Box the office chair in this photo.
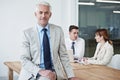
[107,54,120,70]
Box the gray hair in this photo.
[35,1,51,12]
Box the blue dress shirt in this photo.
[36,24,51,69]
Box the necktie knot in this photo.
[71,42,75,48]
[43,28,47,32]
[72,42,75,45]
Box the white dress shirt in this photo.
[65,37,85,59]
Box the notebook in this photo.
[67,50,74,62]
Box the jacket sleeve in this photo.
[58,27,75,78]
[88,45,114,65]
[20,30,41,77]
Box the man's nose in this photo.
[75,34,78,36]
[42,13,45,17]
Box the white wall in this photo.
[0,0,77,77]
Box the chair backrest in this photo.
[107,54,120,70]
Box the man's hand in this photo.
[39,70,56,80]
[47,71,56,80]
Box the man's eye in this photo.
[39,11,43,14]
[45,12,49,14]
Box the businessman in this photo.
[18,1,80,80]
[65,25,85,59]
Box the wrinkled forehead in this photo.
[70,29,79,34]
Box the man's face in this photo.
[35,4,51,27]
[69,29,79,41]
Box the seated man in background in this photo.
[65,25,85,60]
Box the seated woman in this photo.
[82,29,114,65]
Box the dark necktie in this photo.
[71,42,75,55]
[43,28,52,70]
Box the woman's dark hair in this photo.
[95,29,112,45]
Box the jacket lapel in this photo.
[33,27,41,63]
[49,24,55,58]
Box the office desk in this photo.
[4,61,120,80]
[4,61,21,80]
[71,62,120,80]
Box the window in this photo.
[78,0,120,57]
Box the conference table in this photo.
[4,61,120,80]
[71,62,120,80]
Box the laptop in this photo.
[67,50,74,62]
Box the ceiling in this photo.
[79,0,120,2]
[79,0,120,10]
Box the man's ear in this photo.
[50,12,52,18]
[34,12,37,17]
[69,32,71,35]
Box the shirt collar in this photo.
[69,38,77,43]
[37,24,49,32]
